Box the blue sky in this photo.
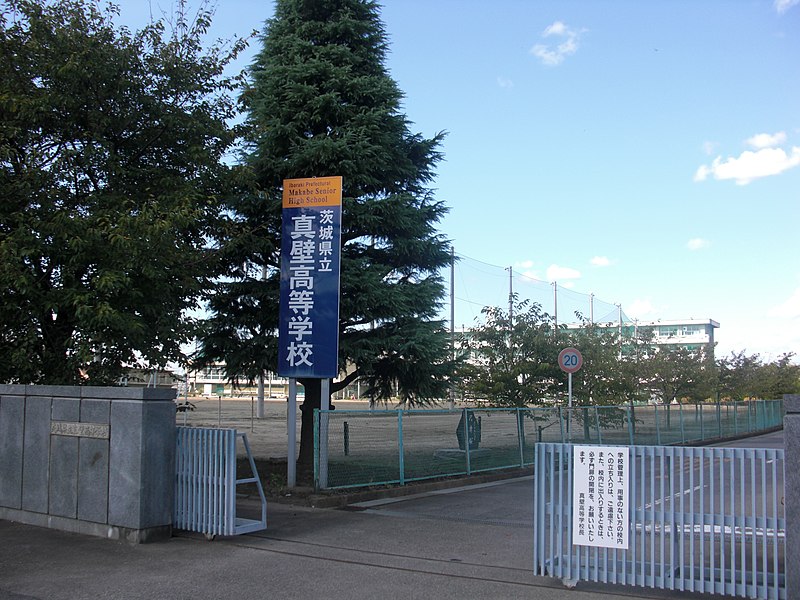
[117,1,799,361]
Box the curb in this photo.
[242,466,533,509]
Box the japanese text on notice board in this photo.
[572,445,629,549]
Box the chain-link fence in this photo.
[314,399,784,490]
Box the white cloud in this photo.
[694,146,800,185]
[746,131,787,149]
[496,76,514,89]
[626,299,659,320]
[693,165,711,182]
[768,288,800,319]
[590,256,611,267]
[775,0,800,14]
[717,315,800,361]
[543,21,568,37]
[530,21,585,66]
[546,264,581,282]
[687,238,711,251]
[702,141,718,156]
[514,260,542,281]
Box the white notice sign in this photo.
[572,445,630,549]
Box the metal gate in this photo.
[174,427,267,537]
[533,444,785,599]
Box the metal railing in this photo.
[174,427,267,537]
[533,443,785,599]
[314,399,783,490]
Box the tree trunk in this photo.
[583,407,591,441]
[293,372,359,475]
[297,378,335,469]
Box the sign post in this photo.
[558,347,583,440]
[278,176,342,487]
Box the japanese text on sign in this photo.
[278,177,342,378]
[572,445,629,549]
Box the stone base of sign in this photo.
[0,385,176,543]
[784,394,799,600]
[433,448,491,461]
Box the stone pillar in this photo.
[785,394,800,600]
[0,385,176,542]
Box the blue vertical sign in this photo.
[278,176,342,378]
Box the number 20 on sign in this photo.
[559,347,583,414]
[558,347,583,374]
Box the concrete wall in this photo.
[785,394,799,600]
[0,385,176,542]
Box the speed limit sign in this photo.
[558,347,583,373]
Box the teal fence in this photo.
[313,399,784,490]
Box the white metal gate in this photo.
[174,427,267,537]
[533,444,785,599]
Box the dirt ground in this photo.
[177,395,373,461]
[175,396,775,492]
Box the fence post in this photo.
[627,406,634,445]
[517,408,525,467]
[594,406,602,444]
[679,401,685,442]
[783,394,800,600]
[463,407,471,475]
[654,404,661,445]
[398,410,405,485]
[700,402,705,441]
[313,408,319,490]
[734,399,738,434]
[716,397,721,438]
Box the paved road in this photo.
[0,431,783,600]
[1,486,699,600]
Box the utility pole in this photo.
[553,281,558,334]
[589,293,594,325]
[506,266,513,326]
[450,246,455,410]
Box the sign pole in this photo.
[287,378,297,488]
[558,347,583,442]
[568,371,573,439]
[319,378,330,489]
[568,371,573,409]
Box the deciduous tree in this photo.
[459,298,560,407]
[0,0,247,384]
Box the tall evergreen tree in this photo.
[200,0,453,464]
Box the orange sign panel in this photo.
[282,176,342,208]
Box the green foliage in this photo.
[458,298,561,407]
[716,351,799,400]
[563,318,633,405]
[0,0,248,384]
[200,0,454,404]
[642,345,714,403]
[461,307,728,409]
